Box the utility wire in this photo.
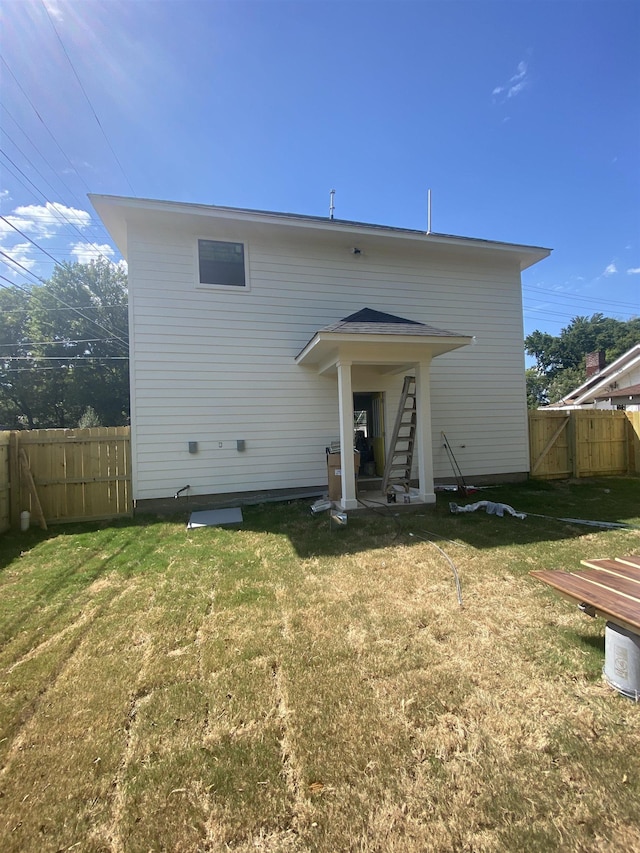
[1,213,74,267]
[523,284,639,312]
[0,218,128,340]
[0,252,48,283]
[1,103,111,237]
[523,304,636,324]
[41,1,136,197]
[0,274,33,290]
[0,261,129,346]
[0,338,120,347]
[0,56,93,197]
[0,147,118,267]
[6,355,128,360]
[3,364,126,372]
[0,118,107,231]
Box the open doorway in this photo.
[353,392,385,477]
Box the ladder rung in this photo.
[381,375,418,494]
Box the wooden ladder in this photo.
[381,375,416,495]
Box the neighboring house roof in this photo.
[546,343,640,408]
[594,383,640,403]
[88,194,551,271]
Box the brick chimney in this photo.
[585,351,606,378]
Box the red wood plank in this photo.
[613,556,640,570]
[579,563,640,586]
[570,570,640,603]
[531,570,640,632]
[581,557,640,577]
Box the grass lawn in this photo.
[1,477,639,852]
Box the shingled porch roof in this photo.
[295,308,473,373]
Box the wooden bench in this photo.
[531,556,640,634]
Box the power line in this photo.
[0,56,94,197]
[523,304,637,325]
[0,103,112,238]
[0,262,129,346]
[523,284,638,312]
[0,252,46,283]
[5,356,128,361]
[0,338,121,347]
[41,1,136,197]
[1,213,69,266]
[0,149,119,268]
[523,303,636,321]
[0,274,33,290]
[3,366,74,372]
[1,305,127,314]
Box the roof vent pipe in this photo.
[329,189,335,220]
[427,188,432,234]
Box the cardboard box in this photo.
[327,451,360,501]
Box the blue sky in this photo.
[1,0,638,343]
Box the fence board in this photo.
[0,432,9,533]
[628,412,640,474]
[9,427,131,526]
[528,411,572,479]
[529,409,639,479]
[574,410,628,476]
[2,415,636,531]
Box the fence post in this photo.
[8,431,21,529]
[567,412,579,478]
[628,412,640,474]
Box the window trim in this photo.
[195,237,251,291]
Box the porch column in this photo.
[336,359,358,510]
[414,359,436,504]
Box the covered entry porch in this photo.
[295,309,473,510]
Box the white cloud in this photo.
[493,60,529,101]
[0,242,38,273]
[42,0,64,22]
[507,81,526,99]
[627,267,640,275]
[8,202,92,239]
[603,262,617,276]
[70,242,115,264]
[512,61,527,82]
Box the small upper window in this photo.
[198,239,245,287]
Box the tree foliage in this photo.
[0,261,129,428]
[525,314,640,408]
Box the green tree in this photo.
[0,285,40,428]
[525,367,548,409]
[78,406,102,428]
[0,260,129,428]
[525,314,640,405]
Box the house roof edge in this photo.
[88,193,552,268]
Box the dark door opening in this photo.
[353,392,385,476]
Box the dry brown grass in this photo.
[1,478,639,851]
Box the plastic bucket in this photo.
[603,621,640,700]
[20,511,30,532]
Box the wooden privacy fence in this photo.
[529,410,640,480]
[0,427,131,530]
[1,416,637,531]
[0,433,9,534]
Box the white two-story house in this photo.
[90,195,550,510]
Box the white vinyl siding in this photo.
[126,222,529,500]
